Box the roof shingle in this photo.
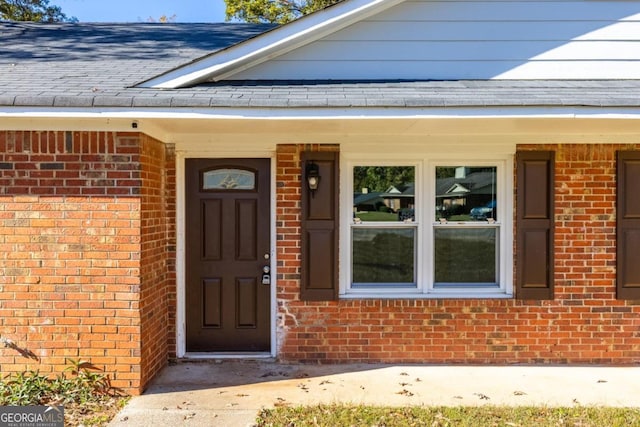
[2,22,640,110]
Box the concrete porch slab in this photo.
[108,361,640,427]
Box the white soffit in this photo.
[138,0,405,89]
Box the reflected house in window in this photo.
[353,189,386,213]
[353,184,415,221]
[383,184,415,212]
[436,167,497,221]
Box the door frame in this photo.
[175,150,277,358]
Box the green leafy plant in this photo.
[60,359,112,404]
[0,359,127,426]
[0,370,49,405]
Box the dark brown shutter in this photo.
[300,151,339,301]
[516,151,555,299]
[617,151,640,299]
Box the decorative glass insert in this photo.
[353,166,415,222]
[202,168,255,190]
[435,166,497,222]
[434,227,498,285]
[352,227,416,286]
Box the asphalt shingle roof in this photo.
[2,22,640,110]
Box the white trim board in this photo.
[175,150,277,359]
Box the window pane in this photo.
[352,228,416,285]
[434,227,497,285]
[202,168,255,190]
[353,166,415,222]
[435,166,497,221]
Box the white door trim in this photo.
[175,150,277,358]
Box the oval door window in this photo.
[202,168,256,191]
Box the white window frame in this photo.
[340,153,513,299]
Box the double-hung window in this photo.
[342,156,512,298]
[351,165,418,289]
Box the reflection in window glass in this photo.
[435,166,497,222]
[202,168,255,190]
[434,228,497,285]
[352,228,415,286]
[353,166,415,222]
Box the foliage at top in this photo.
[354,166,415,193]
[0,0,75,22]
[147,14,177,23]
[225,0,342,24]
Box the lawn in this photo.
[355,211,399,221]
[256,404,640,426]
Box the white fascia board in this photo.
[2,106,640,120]
[139,0,405,89]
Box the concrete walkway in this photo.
[108,361,640,427]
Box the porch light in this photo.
[306,161,320,197]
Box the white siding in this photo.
[230,0,640,80]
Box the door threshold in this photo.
[183,352,273,360]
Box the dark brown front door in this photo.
[186,158,271,352]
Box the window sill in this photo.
[339,291,513,300]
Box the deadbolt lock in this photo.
[262,265,271,285]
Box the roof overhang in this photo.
[2,106,640,146]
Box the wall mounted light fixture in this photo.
[306,161,320,197]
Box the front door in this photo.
[185,158,271,352]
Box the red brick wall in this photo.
[138,135,175,390]
[0,131,175,394]
[276,143,640,364]
[2,135,638,393]
[275,145,303,308]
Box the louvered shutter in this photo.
[300,151,339,301]
[516,151,555,299]
[617,151,640,299]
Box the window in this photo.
[433,166,499,288]
[352,166,416,288]
[342,158,512,298]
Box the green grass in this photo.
[355,212,399,221]
[256,404,640,427]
